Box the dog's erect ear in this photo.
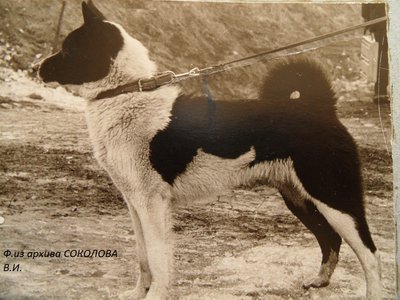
[82,0,106,24]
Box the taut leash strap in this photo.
[94,16,387,100]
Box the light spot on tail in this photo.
[290,90,301,100]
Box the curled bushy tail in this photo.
[260,59,337,113]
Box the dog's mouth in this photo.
[38,71,81,96]
[44,81,81,96]
[43,82,61,89]
[35,59,80,96]
[63,84,81,96]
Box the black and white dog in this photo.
[39,1,381,299]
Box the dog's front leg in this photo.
[124,202,152,299]
[117,193,152,300]
[119,192,173,300]
[134,193,173,300]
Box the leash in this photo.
[95,16,387,100]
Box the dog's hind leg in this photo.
[280,189,341,289]
[311,199,382,300]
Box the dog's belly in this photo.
[170,148,306,205]
[171,148,256,202]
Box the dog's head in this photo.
[39,0,157,98]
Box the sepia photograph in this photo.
[0,1,396,299]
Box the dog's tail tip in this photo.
[261,59,337,109]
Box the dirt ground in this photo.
[0,67,394,299]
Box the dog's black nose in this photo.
[37,60,55,83]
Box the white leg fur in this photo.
[126,202,152,299]
[135,193,173,300]
[312,200,382,300]
[114,186,172,300]
[109,186,151,300]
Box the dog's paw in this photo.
[302,275,330,289]
[144,284,168,300]
[118,286,149,300]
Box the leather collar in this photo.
[94,72,175,100]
